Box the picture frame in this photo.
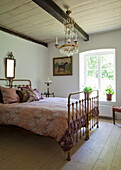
[53,56,72,76]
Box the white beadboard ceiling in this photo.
[0,0,121,44]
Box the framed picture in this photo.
[53,56,72,76]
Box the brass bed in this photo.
[0,78,99,161]
[67,90,99,160]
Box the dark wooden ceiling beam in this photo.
[0,26,48,47]
[32,0,89,41]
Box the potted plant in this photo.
[104,85,114,101]
[83,86,93,99]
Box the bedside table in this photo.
[41,92,55,97]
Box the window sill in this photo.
[99,98,116,103]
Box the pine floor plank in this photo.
[61,122,114,170]
[0,120,121,170]
[110,132,121,170]
[93,125,121,170]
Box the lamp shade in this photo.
[45,77,52,84]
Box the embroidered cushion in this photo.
[0,87,3,103]
[1,87,20,104]
[21,85,30,89]
[16,88,39,102]
[34,88,43,100]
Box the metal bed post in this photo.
[67,94,71,161]
[97,90,99,128]
[85,92,89,140]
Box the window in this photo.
[79,49,116,101]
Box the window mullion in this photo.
[113,54,116,100]
[84,55,87,86]
[98,54,101,91]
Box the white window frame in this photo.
[79,49,116,102]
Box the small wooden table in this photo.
[112,107,121,124]
[41,92,55,98]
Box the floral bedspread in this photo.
[0,97,74,152]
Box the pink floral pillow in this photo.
[1,87,20,104]
[0,87,3,103]
[21,85,30,89]
[16,88,39,103]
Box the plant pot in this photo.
[106,94,112,101]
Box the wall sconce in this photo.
[5,52,16,87]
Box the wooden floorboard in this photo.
[93,125,121,170]
[110,132,121,170]
[0,120,121,170]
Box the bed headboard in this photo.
[0,78,32,88]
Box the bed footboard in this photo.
[67,90,99,161]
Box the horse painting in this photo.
[58,62,68,72]
[53,56,72,76]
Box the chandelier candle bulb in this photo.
[75,32,77,41]
[56,36,58,45]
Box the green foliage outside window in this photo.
[87,56,114,80]
[87,56,98,69]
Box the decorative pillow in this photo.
[0,87,3,103]
[21,85,30,89]
[1,87,20,104]
[16,88,39,103]
[34,88,43,100]
[16,89,29,102]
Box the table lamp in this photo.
[44,78,52,96]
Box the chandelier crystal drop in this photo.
[55,9,78,57]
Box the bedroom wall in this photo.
[0,31,49,92]
[48,29,121,117]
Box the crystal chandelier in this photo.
[55,9,78,57]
